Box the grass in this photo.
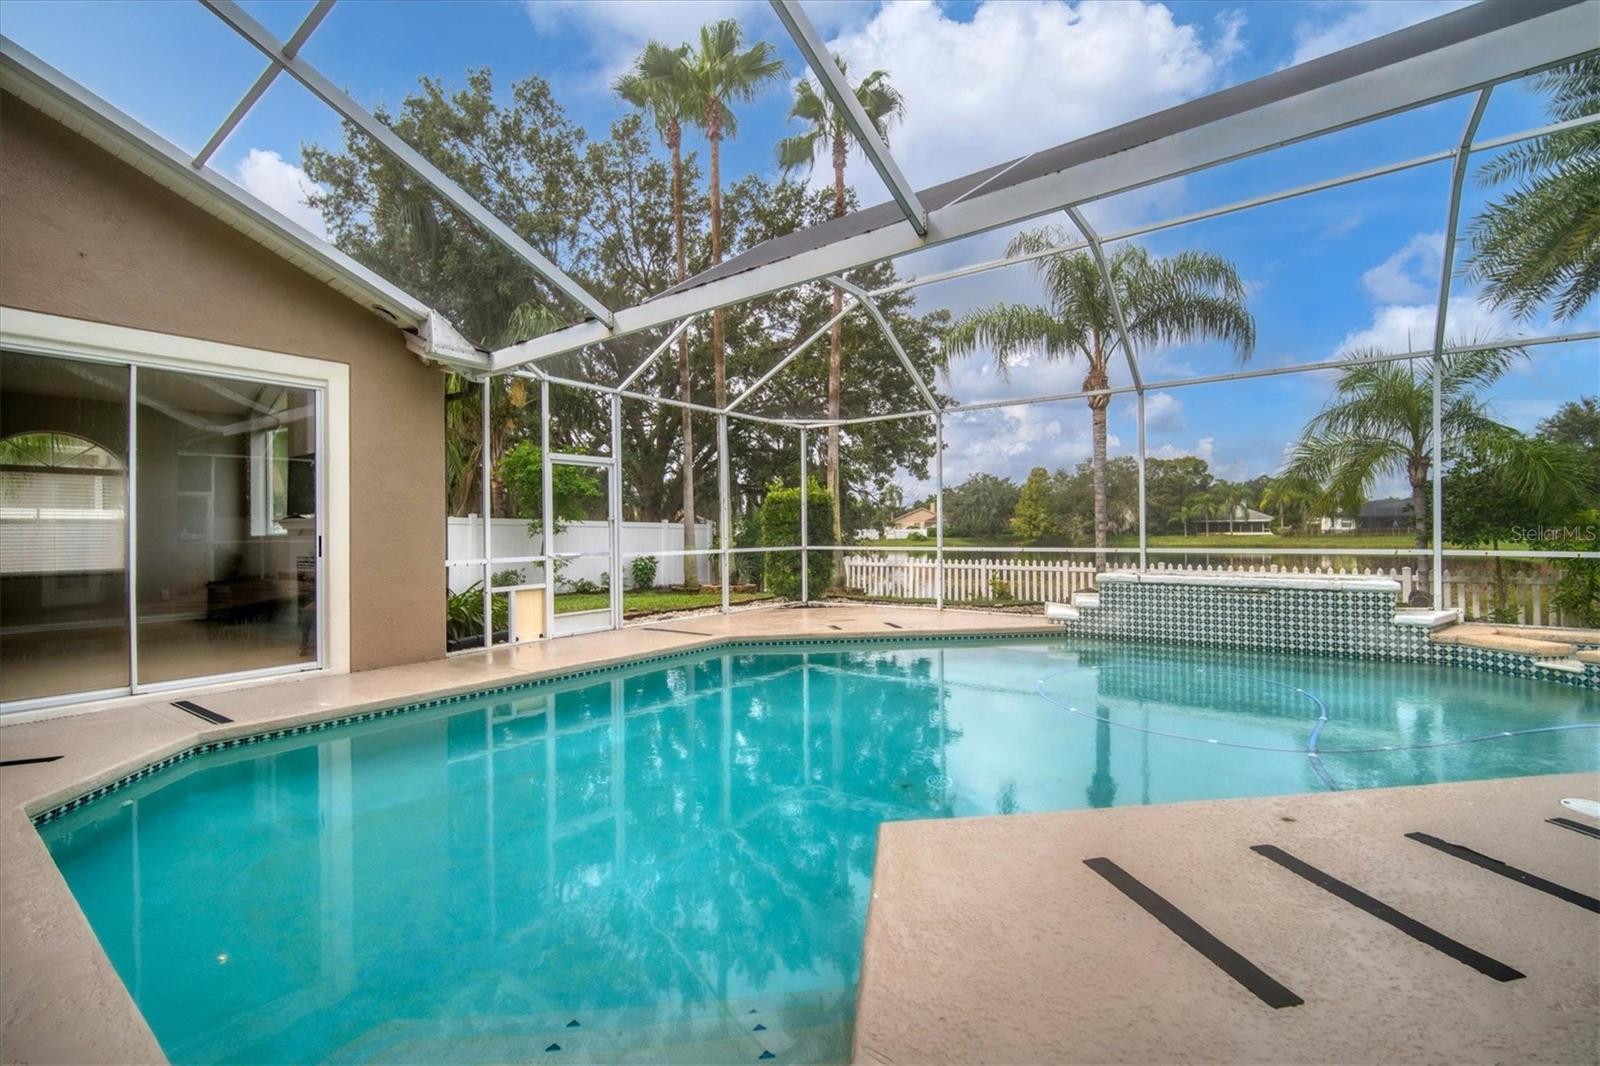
[555,588,776,616]
[855,532,1424,550]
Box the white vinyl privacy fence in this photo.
[842,555,1578,627]
[447,517,714,593]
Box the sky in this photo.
[3,0,1594,500]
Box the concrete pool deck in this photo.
[855,771,1600,1065]
[0,604,1054,1064]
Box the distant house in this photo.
[1358,497,1415,532]
[1198,505,1273,535]
[867,505,937,541]
[1315,499,1415,533]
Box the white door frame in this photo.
[0,307,351,716]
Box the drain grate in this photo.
[172,700,232,724]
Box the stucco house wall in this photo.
[0,91,444,672]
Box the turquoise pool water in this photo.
[40,639,1599,1063]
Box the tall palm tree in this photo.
[1466,58,1600,322]
[945,230,1255,566]
[777,58,906,559]
[1283,347,1520,577]
[682,20,784,409]
[617,42,702,586]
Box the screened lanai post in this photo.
[540,377,555,641]
[198,0,616,330]
[1136,392,1147,571]
[800,427,810,604]
[480,377,492,649]
[610,393,624,629]
[768,0,928,236]
[192,0,334,169]
[718,415,731,614]
[935,412,945,609]
[1430,87,1492,607]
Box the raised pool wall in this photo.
[1056,573,1600,690]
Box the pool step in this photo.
[1429,625,1576,659]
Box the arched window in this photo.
[0,432,127,575]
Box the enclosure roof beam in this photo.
[1431,88,1493,359]
[616,316,698,393]
[489,0,1596,371]
[872,107,1600,298]
[827,277,941,413]
[939,329,1597,415]
[769,0,927,236]
[1064,205,1143,392]
[193,0,334,168]
[199,0,617,330]
[725,297,858,412]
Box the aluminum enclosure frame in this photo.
[20,0,1589,641]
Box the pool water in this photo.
[40,639,1600,1063]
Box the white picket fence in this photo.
[841,556,1575,627]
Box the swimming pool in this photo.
[39,638,1600,1063]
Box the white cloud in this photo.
[1360,231,1442,305]
[235,149,327,240]
[1289,1,1467,66]
[524,0,875,90]
[822,0,1242,199]
[1144,392,1185,432]
[1338,296,1519,356]
[1150,435,1213,462]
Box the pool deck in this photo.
[855,771,1600,1065]
[0,604,1053,1064]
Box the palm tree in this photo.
[617,43,702,586]
[945,231,1255,566]
[682,20,785,409]
[1283,348,1523,603]
[777,58,906,560]
[1466,58,1600,322]
[1259,475,1320,534]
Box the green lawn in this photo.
[555,588,776,616]
[855,532,1421,550]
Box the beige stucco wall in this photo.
[0,91,444,673]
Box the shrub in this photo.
[759,478,836,598]
[734,511,764,587]
[629,555,658,589]
[446,580,506,645]
[989,576,1013,602]
[499,441,603,536]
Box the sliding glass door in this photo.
[1,351,322,709]
[0,351,130,703]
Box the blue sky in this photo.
[3,0,1595,497]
